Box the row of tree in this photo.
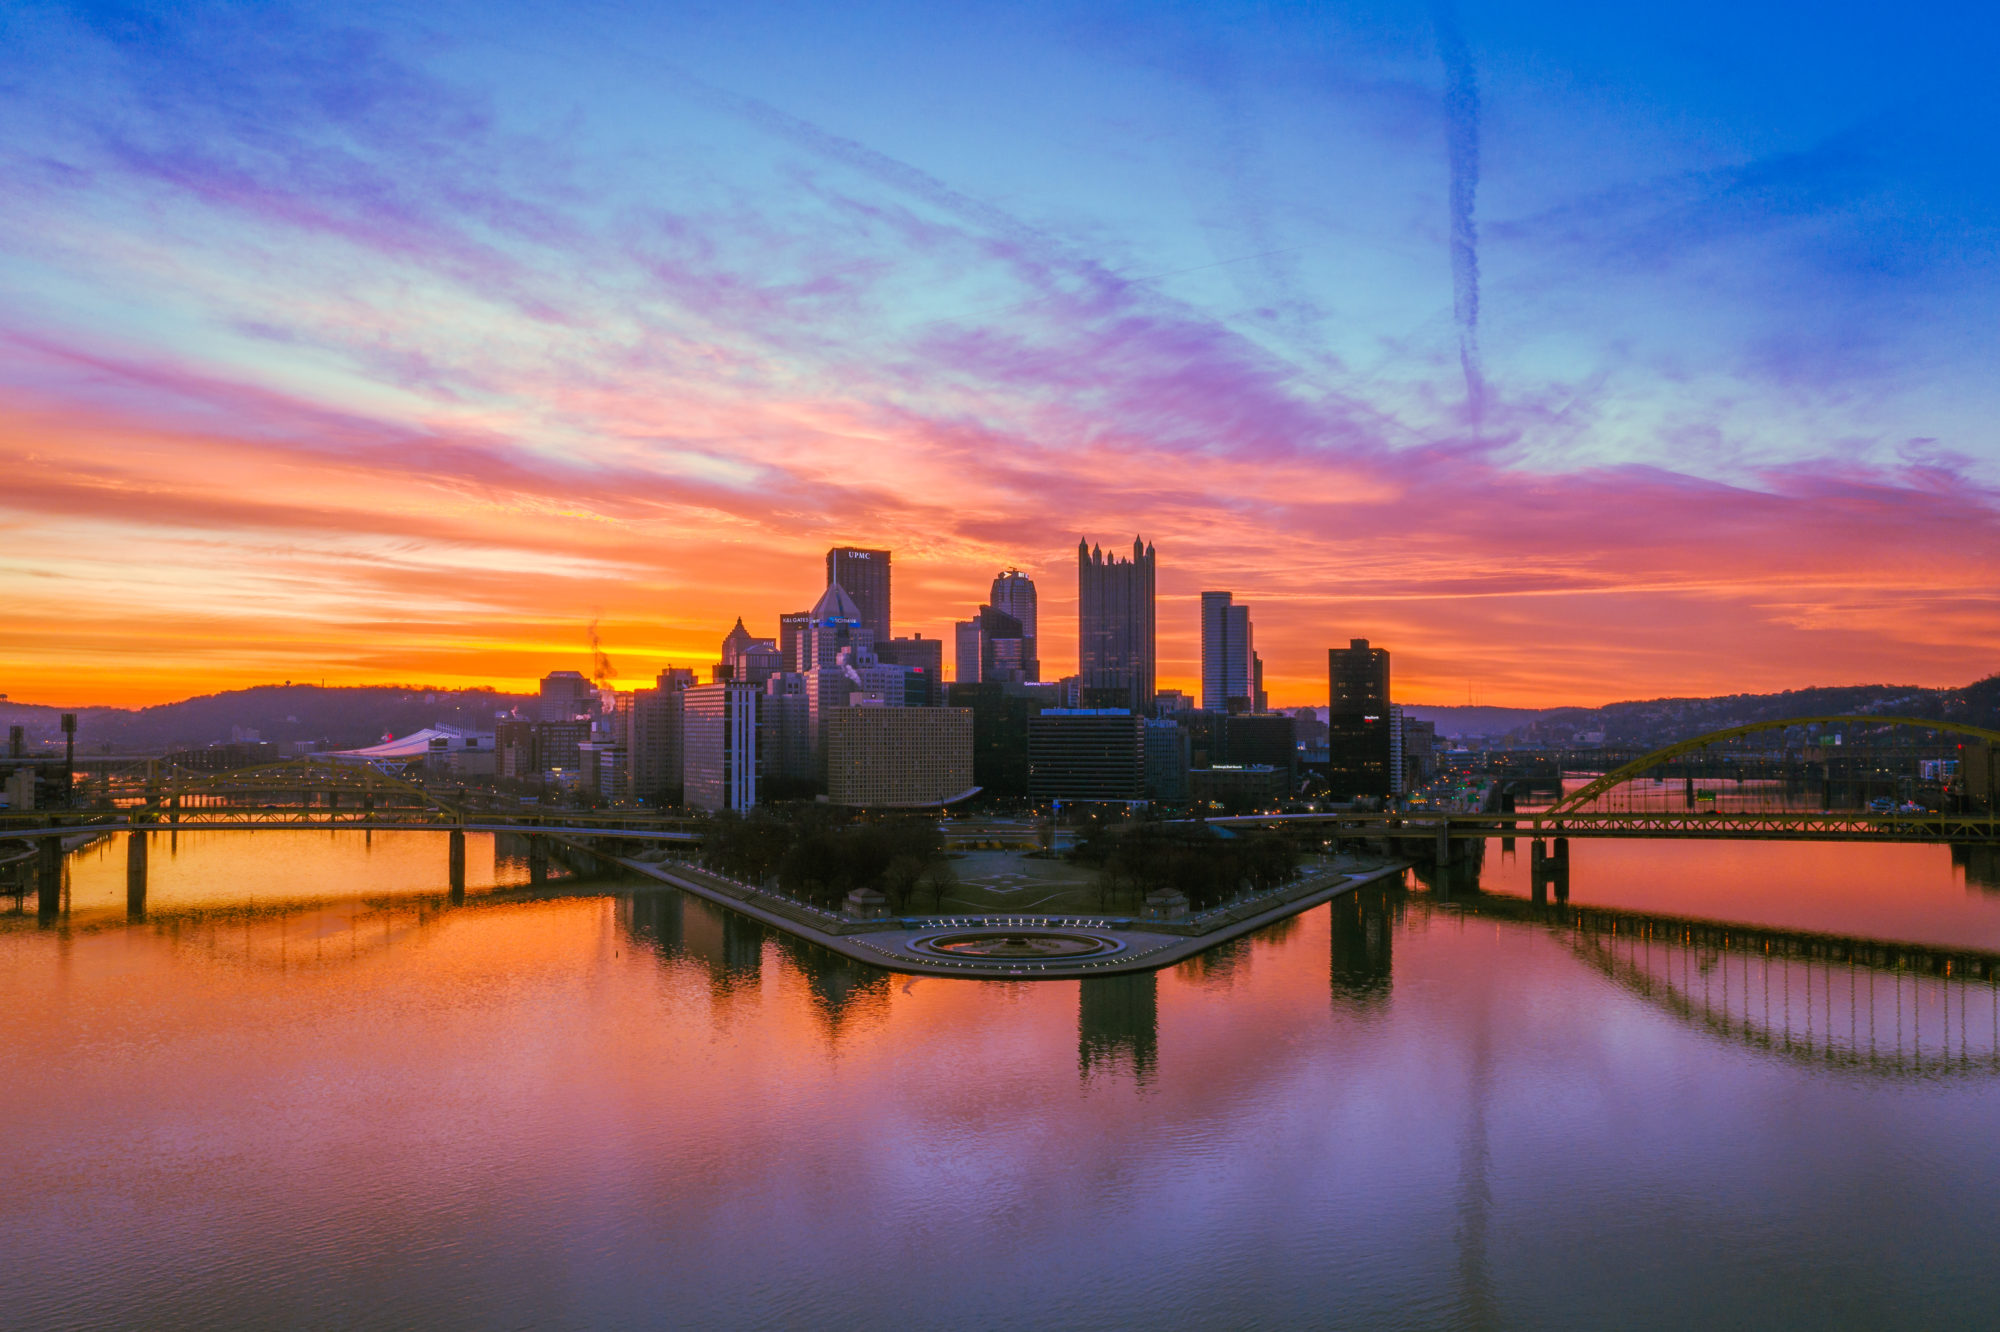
[1084,822,1301,912]
[702,807,957,913]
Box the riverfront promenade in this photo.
[606,850,1407,980]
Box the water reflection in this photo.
[1330,885,1396,1007]
[774,936,893,1039]
[1956,843,2000,893]
[1561,913,2000,1079]
[1078,973,1157,1081]
[622,892,765,1001]
[14,832,2000,1327]
[1433,861,2000,1081]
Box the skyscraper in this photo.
[826,547,891,643]
[1199,591,1255,713]
[955,604,1030,686]
[779,611,812,673]
[804,582,871,670]
[1326,638,1393,800]
[1077,536,1155,713]
[538,670,595,722]
[629,667,696,803]
[873,633,945,704]
[989,569,1039,681]
[682,680,759,812]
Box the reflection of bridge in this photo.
[1333,883,2000,1079]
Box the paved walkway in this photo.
[605,852,1408,980]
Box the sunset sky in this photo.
[3,0,1997,709]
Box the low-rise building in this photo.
[1188,763,1287,811]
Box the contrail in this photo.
[1433,1,1485,429]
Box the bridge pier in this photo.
[528,836,548,888]
[1530,839,1547,905]
[126,830,148,920]
[448,829,466,904]
[1434,820,1452,868]
[37,833,62,921]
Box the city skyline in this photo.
[3,3,1998,709]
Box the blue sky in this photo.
[1,0,1995,704]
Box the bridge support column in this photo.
[126,830,148,920]
[1435,820,1452,868]
[37,833,62,920]
[1530,839,1547,905]
[528,836,548,888]
[448,829,466,904]
[1552,836,1570,904]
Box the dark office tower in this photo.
[779,611,812,674]
[990,569,1039,681]
[1200,591,1255,713]
[826,547,891,643]
[1326,638,1393,800]
[1077,536,1155,713]
[874,633,945,705]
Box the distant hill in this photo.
[4,672,1994,756]
[1396,705,1546,738]
[0,685,536,754]
[1494,677,2000,750]
[1361,675,2000,746]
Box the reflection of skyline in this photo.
[1954,844,2000,894]
[773,936,892,1041]
[1079,973,1157,1082]
[1330,887,1396,1007]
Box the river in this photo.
[5,830,2000,1328]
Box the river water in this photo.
[7,831,2000,1329]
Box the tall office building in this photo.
[954,618,982,684]
[989,569,1039,681]
[757,675,813,789]
[629,667,696,803]
[1077,536,1155,713]
[779,611,813,673]
[955,604,1030,686]
[826,547,891,643]
[804,582,872,669]
[873,634,945,704]
[538,670,595,722]
[1326,638,1393,800]
[683,680,759,812]
[1199,591,1256,713]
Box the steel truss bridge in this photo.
[1220,716,2000,845]
[0,758,702,841]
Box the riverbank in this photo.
[598,846,1409,979]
